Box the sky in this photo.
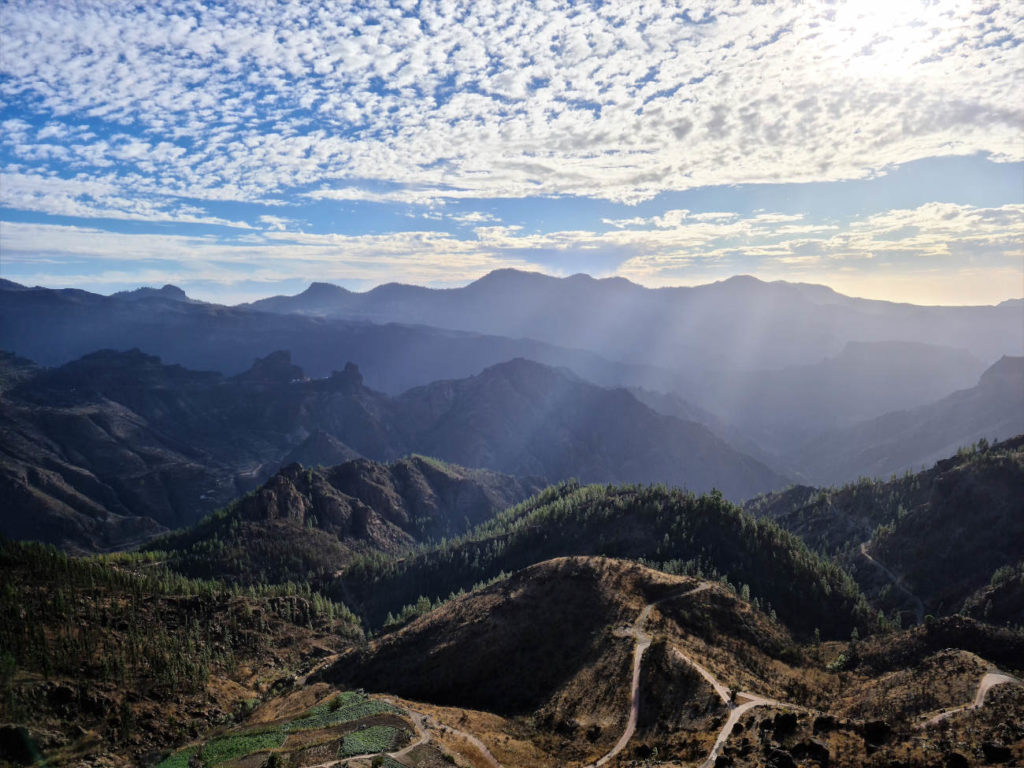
[1,0,1022,305]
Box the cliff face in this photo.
[145,457,543,585]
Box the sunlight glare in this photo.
[822,0,964,78]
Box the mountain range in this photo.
[3,274,1019,489]
[0,348,785,550]
[246,269,1022,371]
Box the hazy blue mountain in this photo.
[245,269,1022,371]
[695,340,987,447]
[111,284,195,303]
[0,279,679,395]
[395,358,788,497]
[791,356,1024,485]
[4,277,1012,490]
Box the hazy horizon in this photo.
[6,267,1023,309]
[2,1,1022,306]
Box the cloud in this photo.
[0,220,549,291]
[0,0,1021,215]
[613,202,1024,286]
[0,170,253,228]
[258,215,297,231]
[450,211,500,224]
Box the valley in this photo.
[5,0,1024,764]
[1,273,1022,767]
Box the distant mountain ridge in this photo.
[244,269,1023,371]
[3,275,1019,493]
[0,278,682,395]
[4,278,1015,437]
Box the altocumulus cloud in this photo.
[2,0,1022,206]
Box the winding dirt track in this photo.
[860,541,925,625]
[583,580,819,768]
[309,695,502,768]
[918,671,1020,727]
[316,578,1017,768]
[698,694,798,768]
[389,708,430,758]
[377,697,503,768]
[671,646,730,704]
[582,584,710,768]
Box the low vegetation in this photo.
[0,538,362,763]
[339,482,878,639]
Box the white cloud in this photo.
[0,170,253,227]
[0,220,548,289]
[450,211,501,224]
[0,0,1020,212]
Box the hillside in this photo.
[324,558,732,765]
[870,437,1024,615]
[0,350,785,550]
[790,356,1024,484]
[335,483,874,640]
[322,556,1024,768]
[0,350,385,549]
[3,546,1023,766]
[396,358,788,498]
[747,435,1024,622]
[963,561,1024,626]
[0,538,363,765]
[146,456,543,584]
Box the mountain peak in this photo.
[719,274,765,285]
[467,268,552,288]
[301,281,348,298]
[235,350,305,384]
[326,361,364,390]
[979,355,1024,386]
[114,284,191,302]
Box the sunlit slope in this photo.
[336,482,874,639]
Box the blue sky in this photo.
[1,0,1022,305]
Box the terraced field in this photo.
[155,691,408,767]
[153,688,487,767]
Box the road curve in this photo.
[438,720,504,768]
[698,694,787,768]
[377,696,503,768]
[390,708,430,758]
[860,541,925,625]
[671,645,731,704]
[582,583,710,768]
[919,671,1020,727]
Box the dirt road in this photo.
[860,541,925,625]
[699,694,789,768]
[919,670,1019,727]
[583,583,710,768]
